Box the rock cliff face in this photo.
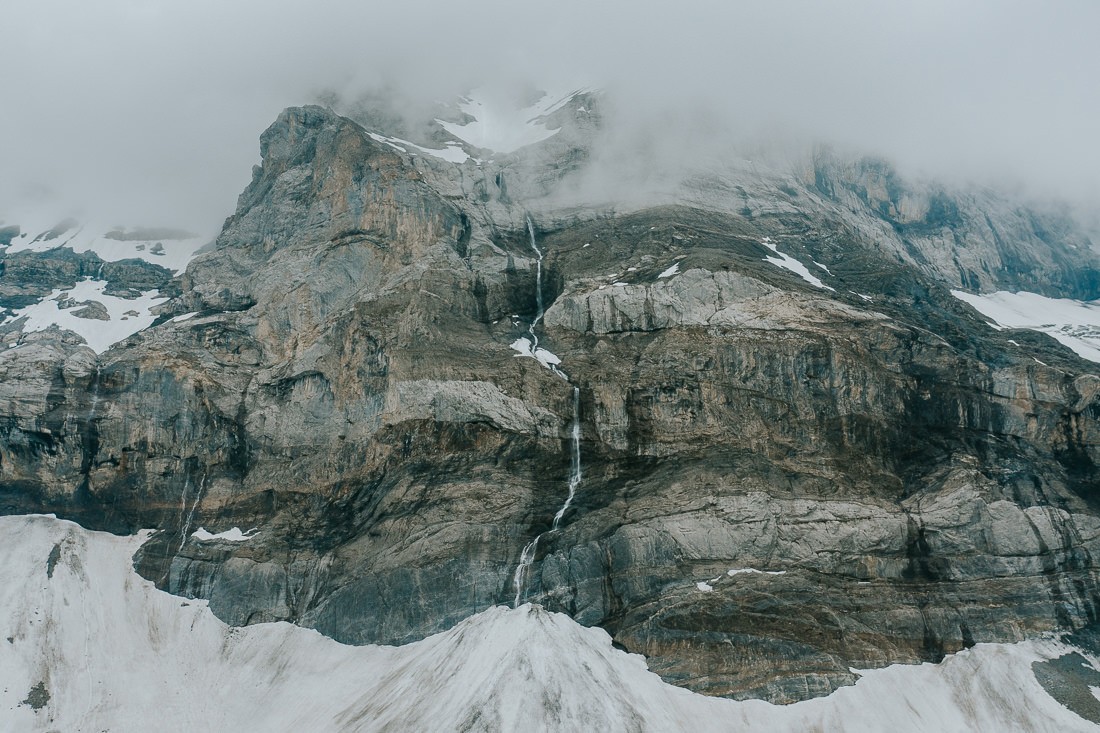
[2,101,1100,703]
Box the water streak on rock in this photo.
[513,218,583,607]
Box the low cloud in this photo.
[3,0,1097,232]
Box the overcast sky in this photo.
[3,0,1098,231]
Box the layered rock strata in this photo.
[1,104,1099,702]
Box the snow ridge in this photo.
[2,515,1097,732]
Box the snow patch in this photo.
[191,527,258,542]
[7,278,168,353]
[657,263,681,279]
[728,568,787,576]
[510,336,563,370]
[695,582,714,592]
[951,290,1100,363]
[761,237,834,291]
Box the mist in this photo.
[3,0,1098,233]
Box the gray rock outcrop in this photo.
[1,102,1099,704]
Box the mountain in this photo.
[2,89,1100,726]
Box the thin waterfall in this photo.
[175,475,192,549]
[512,536,540,607]
[552,387,582,531]
[178,472,207,553]
[88,367,101,419]
[511,388,583,607]
[526,215,545,352]
[512,216,584,607]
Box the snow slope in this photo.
[436,87,582,154]
[952,290,1100,363]
[1,515,1096,732]
[761,237,834,291]
[366,132,470,164]
[3,278,168,354]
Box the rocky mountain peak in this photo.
[2,90,1100,710]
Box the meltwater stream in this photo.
[512,216,584,607]
[553,387,583,532]
[512,386,582,607]
[525,216,545,352]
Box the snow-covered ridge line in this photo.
[2,514,1097,732]
[366,132,469,164]
[951,289,1100,363]
[4,218,209,275]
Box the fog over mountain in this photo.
[3,0,1098,231]
[9,3,1100,729]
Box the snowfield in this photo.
[4,217,209,275]
[951,289,1100,363]
[0,215,211,353]
[436,87,582,153]
[1,515,1097,732]
[3,278,168,354]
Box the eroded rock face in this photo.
[2,104,1099,703]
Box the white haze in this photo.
[2,0,1098,232]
